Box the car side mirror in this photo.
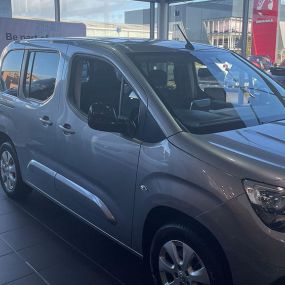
[88,102,136,137]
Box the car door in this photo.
[12,46,66,197]
[55,52,142,245]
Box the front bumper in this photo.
[197,193,285,285]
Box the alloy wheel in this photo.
[159,240,210,285]
[0,150,17,192]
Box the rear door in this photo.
[13,45,66,197]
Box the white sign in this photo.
[0,17,86,52]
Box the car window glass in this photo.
[71,57,140,126]
[0,50,24,96]
[195,62,221,90]
[80,60,90,83]
[144,61,177,90]
[25,51,59,101]
[132,51,285,134]
[134,55,193,109]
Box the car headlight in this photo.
[243,179,285,232]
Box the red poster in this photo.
[251,0,279,62]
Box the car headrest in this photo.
[148,70,167,88]
[198,67,212,79]
[204,87,226,102]
[93,62,118,84]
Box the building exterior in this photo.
[125,0,239,45]
[85,21,151,39]
[203,17,249,52]
[169,0,235,44]
[125,0,285,61]
[125,0,247,52]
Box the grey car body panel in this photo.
[55,173,116,224]
[1,38,285,284]
[132,139,244,253]
[54,43,143,245]
[198,194,285,285]
[0,41,68,197]
[168,123,285,185]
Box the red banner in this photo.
[251,0,279,62]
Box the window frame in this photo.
[22,49,60,104]
[67,53,145,133]
[0,49,25,97]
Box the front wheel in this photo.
[150,224,231,285]
[0,142,31,199]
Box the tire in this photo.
[0,142,31,200]
[150,224,231,285]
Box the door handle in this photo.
[39,116,53,126]
[59,124,75,135]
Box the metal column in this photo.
[241,0,250,57]
[54,0,60,22]
[150,2,155,39]
[158,0,169,40]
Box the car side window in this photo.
[0,50,24,96]
[71,56,140,126]
[24,51,59,101]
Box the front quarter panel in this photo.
[132,138,244,253]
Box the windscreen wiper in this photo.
[242,87,275,96]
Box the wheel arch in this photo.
[0,131,14,146]
[142,205,233,284]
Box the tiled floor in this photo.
[0,188,152,285]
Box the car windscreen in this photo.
[130,50,285,134]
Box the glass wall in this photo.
[168,0,244,53]
[6,0,285,63]
[167,0,285,68]
[11,0,55,20]
[60,0,151,38]
[9,0,151,39]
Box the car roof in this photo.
[16,37,226,54]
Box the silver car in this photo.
[1,38,285,285]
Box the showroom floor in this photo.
[0,188,152,285]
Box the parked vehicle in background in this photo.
[248,55,272,71]
[269,66,285,87]
[279,59,285,68]
[1,38,285,285]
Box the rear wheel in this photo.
[0,142,31,199]
[150,224,231,285]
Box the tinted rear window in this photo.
[24,51,59,101]
[0,50,24,96]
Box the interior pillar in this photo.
[158,0,169,40]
